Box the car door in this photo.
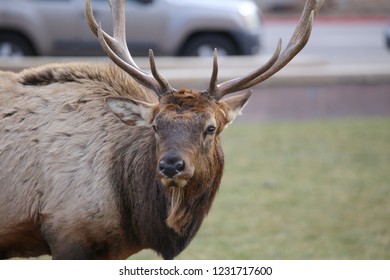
[29,0,82,55]
[123,0,168,56]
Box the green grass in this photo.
[134,117,390,259]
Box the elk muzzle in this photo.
[157,150,194,188]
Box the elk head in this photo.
[86,0,323,232]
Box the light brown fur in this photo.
[0,63,152,259]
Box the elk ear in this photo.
[219,90,252,126]
[105,96,156,126]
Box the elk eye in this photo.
[206,125,216,134]
[152,124,158,132]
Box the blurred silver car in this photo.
[0,0,262,57]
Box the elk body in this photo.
[0,0,323,259]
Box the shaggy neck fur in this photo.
[110,126,225,260]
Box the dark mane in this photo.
[19,63,107,86]
[18,62,158,103]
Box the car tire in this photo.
[181,34,238,57]
[0,33,35,57]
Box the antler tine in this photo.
[207,48,219,94]
[149,49,174,94]
[85,0,175,96]
[108,0,138,66]
[109,0,126,45]
[212,0,323,101]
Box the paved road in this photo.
[263,17,390,65]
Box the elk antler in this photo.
[208,0,324,100]
[85,0,175,97]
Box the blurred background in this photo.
[1,0,389,259]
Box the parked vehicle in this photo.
[0,0,262,57]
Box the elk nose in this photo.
[159,155,185,178]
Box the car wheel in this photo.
[181,34,238,57]
[0,33,35,57]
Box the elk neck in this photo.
[108,122,225,259]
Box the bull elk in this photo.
[0,0,323,259]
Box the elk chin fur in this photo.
[166,187,188,235]
[161,178,188,189]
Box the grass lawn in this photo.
[133,117,390,259]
